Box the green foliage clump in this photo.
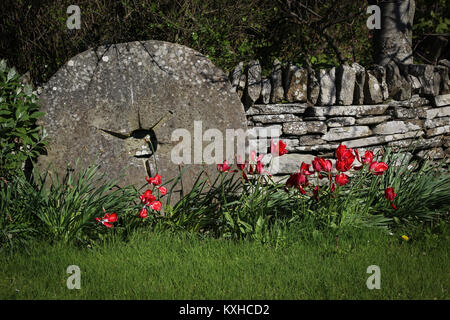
[0,59,47,179]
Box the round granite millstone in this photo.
[37,40,248,199]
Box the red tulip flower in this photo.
[139,208,148,219]
[312,157,322,172]
[96,212,118,228]
[270,139,288,157]
[384,187,398,210]
[336,145,355,172]
[139,189,156,205]
[286,172,309,194]
[149,200,162,211]
[158,186,167,195]
[217,160,232,172]
[319,158,332,172]
[237,159,247,171]
[300,162,314,176]
[146,174,162,186]
[362,150,374,164]
[370,162,389,175]
[335,173,350,186]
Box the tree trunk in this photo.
[374,0,415,65]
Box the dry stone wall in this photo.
[231,59,450,175]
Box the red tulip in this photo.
[236,155,248,180]
[300,162,314,176]
[106,213,117,222]
[384,187,398,210]
[336,145,355,172]
[270,139,288,156]
[146,174,162,186]
[256,160,263,174]
[139,189,156,204]
[362,151,374,164]
[370,162,388,175]
[149,201,162,211]
[312,157,322,172]
[139,208,148,219]
[158,186,167,195]
[286,172,309,194]
[96,212,117,228]
[319,158,332,172]
[217,160,231,172]
[335,173,349,186]
[330,183,336,192]
[336,159,353,172]
[237,159,247,171]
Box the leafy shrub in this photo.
[0,178,35,255]
[0,59,47,179]
[0,162,142,247]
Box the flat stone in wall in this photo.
[364,70,383,104]
[260,78,271,104]
[284,64,308,102]
[317,68,336,106]
[229,62,243,91]
[433,94,450,107]
[435,66,449,94]
[393,107,419,119]
[426,125,450,137]
[282,121,327,135]
[250,114,301,123]
[387,136,442,150]
[408,64,439,96]
[355,115,391,125]
[336,64,356,106]
[305,104,389,117]
[424,117,450,129]
[326,117,356,127]
[247,103,307,115]
[270,59,284,103]
[373,120,423,135]
[388,95,429,108]
[352,63,365,105]
[422,106,450,119]
[307,66,320,105]
[244,59,262,106]
[237,72,246,99]
[385,61,411,101]
[342,130,424,148]
[372,65,389,101]
[322,126,372,141]
[298,135,325,146]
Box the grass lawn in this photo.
[0,226,448,300]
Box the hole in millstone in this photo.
[131,128,158,158]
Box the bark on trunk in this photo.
[374,0,415,66]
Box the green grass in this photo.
[0,226,448,300]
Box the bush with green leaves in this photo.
[0,178,35,255]
[0,59,47,178]
[0,162,144,253]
